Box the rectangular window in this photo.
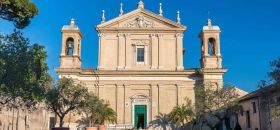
[136,47,145,63]
[246,111,251,128]
[252,102,257,113]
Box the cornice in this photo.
[55,68,201,77]
[198,68,228,74]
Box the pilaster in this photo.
[151,84,159,120]
[117,34,125,70]
[176,84,185,105]
[116,84,125,124]
[124,84,131,124]
[98,33,105,70]
[158,34,164,69]
[176,33,184,70]
[151,34,159,69]
[125,34,131,69]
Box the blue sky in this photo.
[0,0,279,92]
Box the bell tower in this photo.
[199,19,227,89]
[60,18,82,68]
[200,19,222,69]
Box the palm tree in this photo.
[82,93,116,127]
[95,102,117,125]
[149,113,170,130]
[168,98,196,129]
[82,93,100,127]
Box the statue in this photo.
[137,15,145,28]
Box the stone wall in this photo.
[0,107,52,130]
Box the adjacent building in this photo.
[238,85,280,130]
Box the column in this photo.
[158,34,164,69]
[125,34,131,69]
[61,35,66,56]
[118,34,125,70]
[79,39,82,57]
[204,37,209,56]
[151,34,158,69]
[176,33,184,70]
[73,36,79,56]
[216,35,221,56]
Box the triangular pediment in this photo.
[96,8,186,31]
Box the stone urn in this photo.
[98,125,106,130]
[52,128,70,130]
[85,127,98,130]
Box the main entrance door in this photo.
[134,105,147,129]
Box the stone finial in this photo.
[207,19,212,26]
[159,3,163,16]
[101,10,105,23]
[70,18,75,26]
[120,3,124,16]
[138,0,144,9]
[177,11,181,24]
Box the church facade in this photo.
[56,1,227,129]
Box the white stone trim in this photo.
[131,95,150,129]
[135,46,146,65]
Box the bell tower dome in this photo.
[60,18,82,68]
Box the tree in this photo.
[45,78,88,128]
[194,82,240,130]
[258,57,280,88]
[149,113,173,130]
[0,0,38,29]
[0,30,50,110]
[82,93,101,127]
[258,57,280,123]
[81,93,116,128]
[168,97,195,129]
[94,101,116,125]
[269,57,280,84]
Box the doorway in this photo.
[134,105,147,129]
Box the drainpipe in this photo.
[93,69,100,97]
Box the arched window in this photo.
[208,38,216,56]
[66,38,74,56]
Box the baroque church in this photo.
[56,0,227,129]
